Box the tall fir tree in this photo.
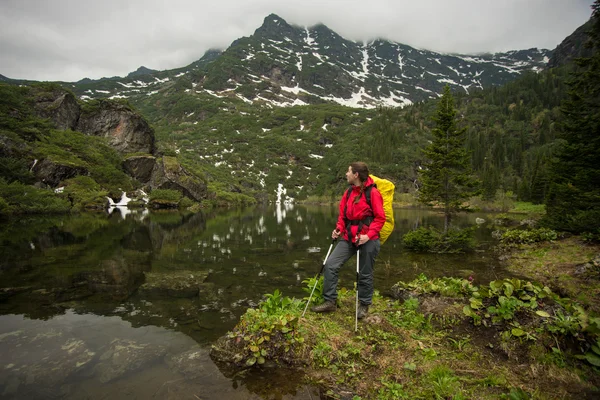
[418,86,480,232]
[544,1,600,233]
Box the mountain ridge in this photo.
[55,13,551,109]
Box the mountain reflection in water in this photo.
[0,204,505,399]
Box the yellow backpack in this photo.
[370,175,395,244]
[343,174,395,244]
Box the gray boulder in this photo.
[76,100,155,154]
[123,155,156,183]
[150,156,207,201]
[32,158,88,187]
[32,88,80,131]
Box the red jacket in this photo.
[336,176,385,244]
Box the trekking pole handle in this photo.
[322,239,336,266]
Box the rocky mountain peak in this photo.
[127,66,158,78]
[254,13,300,40]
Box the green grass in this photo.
[510,201,545,214]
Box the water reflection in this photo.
[0,206,507,398]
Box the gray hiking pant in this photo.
[323,239,381,305]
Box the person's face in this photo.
[346,166,359,185]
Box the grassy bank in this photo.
[500,236,600,314]
[212,242,600,399]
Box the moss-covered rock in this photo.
[149,157,207,202]
[137,270,210,298]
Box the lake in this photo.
[0,205,507,399]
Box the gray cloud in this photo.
[0,0,594,82]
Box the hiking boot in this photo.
[311,300,337,313]
[357,303,369,319]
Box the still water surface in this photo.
[0,205,508,399]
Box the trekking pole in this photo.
[355,246,360,332]
[302,238,336,317]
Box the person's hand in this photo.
[356,234,369,246]
[332,229,341,239]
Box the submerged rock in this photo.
[0,287,32,301]
[165,347,213,380]
[93,338,167,383]
[0,329,96,389]
[137,270,210,298]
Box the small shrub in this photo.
[0,196,10,214]
[0,181,71,214]
[302,276,324,305]
[63,176,108,210]
[403,226,475,253]
[500,228,558,245]
[393,274,476,298]
[402,227,436,252]
[178,196,195,209]
[149,189,182,208]
[582,229,600,244]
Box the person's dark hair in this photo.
[350,162,369,203]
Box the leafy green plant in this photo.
[502,322,538,342]
[312,341,333,367]
[582,229,600,244]
[227,289,304,367]
[393,274,477,298]
[579,339,600,367]
[463,279,553,326]
[500,227,558,245]
[426,365,461,400]
[261,289,297,315]
[302,276,324,305]
[448,336,471,351]
[387,297,431,331]
[377,379,409,399]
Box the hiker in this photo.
[311,162,385,319]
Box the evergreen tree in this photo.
[418,86,480,231]
[544,1,600,233]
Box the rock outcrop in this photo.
[76,100,155,154]
[123,155,157,183]
[547,18,594,69]
[150,156,207,201]
[32,158,89,187]
[32,87,81,131]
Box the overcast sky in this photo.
[0,0,594,82]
